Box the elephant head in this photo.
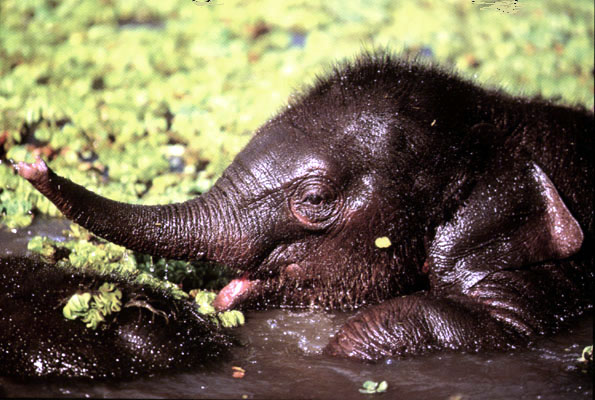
[17,56,485,310]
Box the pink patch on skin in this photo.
[421,260,430,274]
[15,157,48,182]
[213,277,256,312]
[283,263,304,279]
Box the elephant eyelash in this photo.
[302,193,324,205]
[287,177,343,230]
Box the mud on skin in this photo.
[7,51,595,374]
[0,256,233,379]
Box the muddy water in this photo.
[0,217,71,258]
[1,219,592,399]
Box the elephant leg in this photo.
[324,293,513,361]
[464,260,589,337]
[325,260,589,361]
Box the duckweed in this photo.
[1,0,592,231]
[63,282,123,330]
[359,380,388,394]
[191,289,246,328]
[375,236,392,249]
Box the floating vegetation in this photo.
[27,230,186,300]
[27,224,244,327]
[26,224,232,299]
[374,236,392,249]
[359,380,388,394]
[0,0,592,232]
[63,282,123,330]
[578,344,593,373]
[191,289,245,328]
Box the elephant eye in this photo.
[290,178,341,229]
[302,191,325,205]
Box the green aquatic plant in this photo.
[26,235,56,260]
[27,225,189,300]
[27,225,244,326]
[93,282,123,314]
[26,223,230,295]
[28,230,138,277]
[359,380,388,394]
[1,0,592,233]
[374,236,392,249]
[577,345,593,372]
[191,289,245,328]
[218,310,245,328]
[63,282,122,330]
[580,345,593,361]
[62,292,92,320]
[134,253,231,292]
[81,308,106,330]
[193,290,217,315]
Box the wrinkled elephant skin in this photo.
[10,52,594,368]
[0,257,232,379]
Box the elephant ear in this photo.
[427,157,584,295]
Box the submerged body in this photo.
[0,256,232,379]
[9,52,594,372]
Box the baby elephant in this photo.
[16,52,594,362]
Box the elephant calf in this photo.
[14,52,594,363]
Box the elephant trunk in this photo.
[17,158,245,266]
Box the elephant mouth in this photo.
[212,248,279,311]
[212,261,307,311]
[212,274,260,311]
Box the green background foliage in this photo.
[0,0,593,229]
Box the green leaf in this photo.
[109,296,122,312]
[359,380,388,394]
[82,307,105,329]
[198,302,216,315]
[194,290,217,315]
[98,282,116,294]
[27,235,56,259]
[92,283,122,316]
[218,310,246,328]
[63,292,92,320]
[578,345,593,363]
[191,289,245,327]
[374,237,392,248]
[362,381,378,391]
[62,282,122,329]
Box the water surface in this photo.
[0,219,592,399]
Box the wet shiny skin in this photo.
[1,310,592,399]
